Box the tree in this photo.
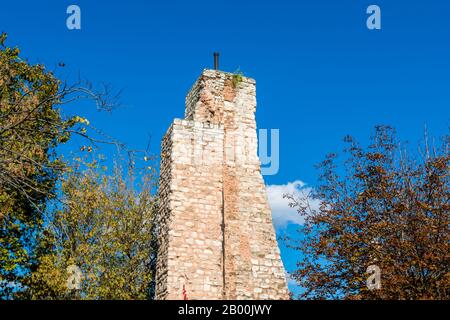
[0,33,118,298]
[287,126,449,300]
[22,157,157,300]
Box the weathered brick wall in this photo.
[156,69,289,300]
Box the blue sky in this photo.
[2,0,449,296]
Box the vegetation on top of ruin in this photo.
[231,68,245,88]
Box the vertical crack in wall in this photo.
[221,183,226,299]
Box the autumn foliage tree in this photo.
[287,126,449,300]
[21,157,157,300]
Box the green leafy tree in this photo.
[23,158,157,300]
[0,33,117,298]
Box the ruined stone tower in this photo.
[156,69,289,300]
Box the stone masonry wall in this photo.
[155,69,289,300]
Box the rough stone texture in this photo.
[156,69,289,300]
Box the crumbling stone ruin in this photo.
[156,69,289,300]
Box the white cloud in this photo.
[266,180,320,228]
[284,271,297,287]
